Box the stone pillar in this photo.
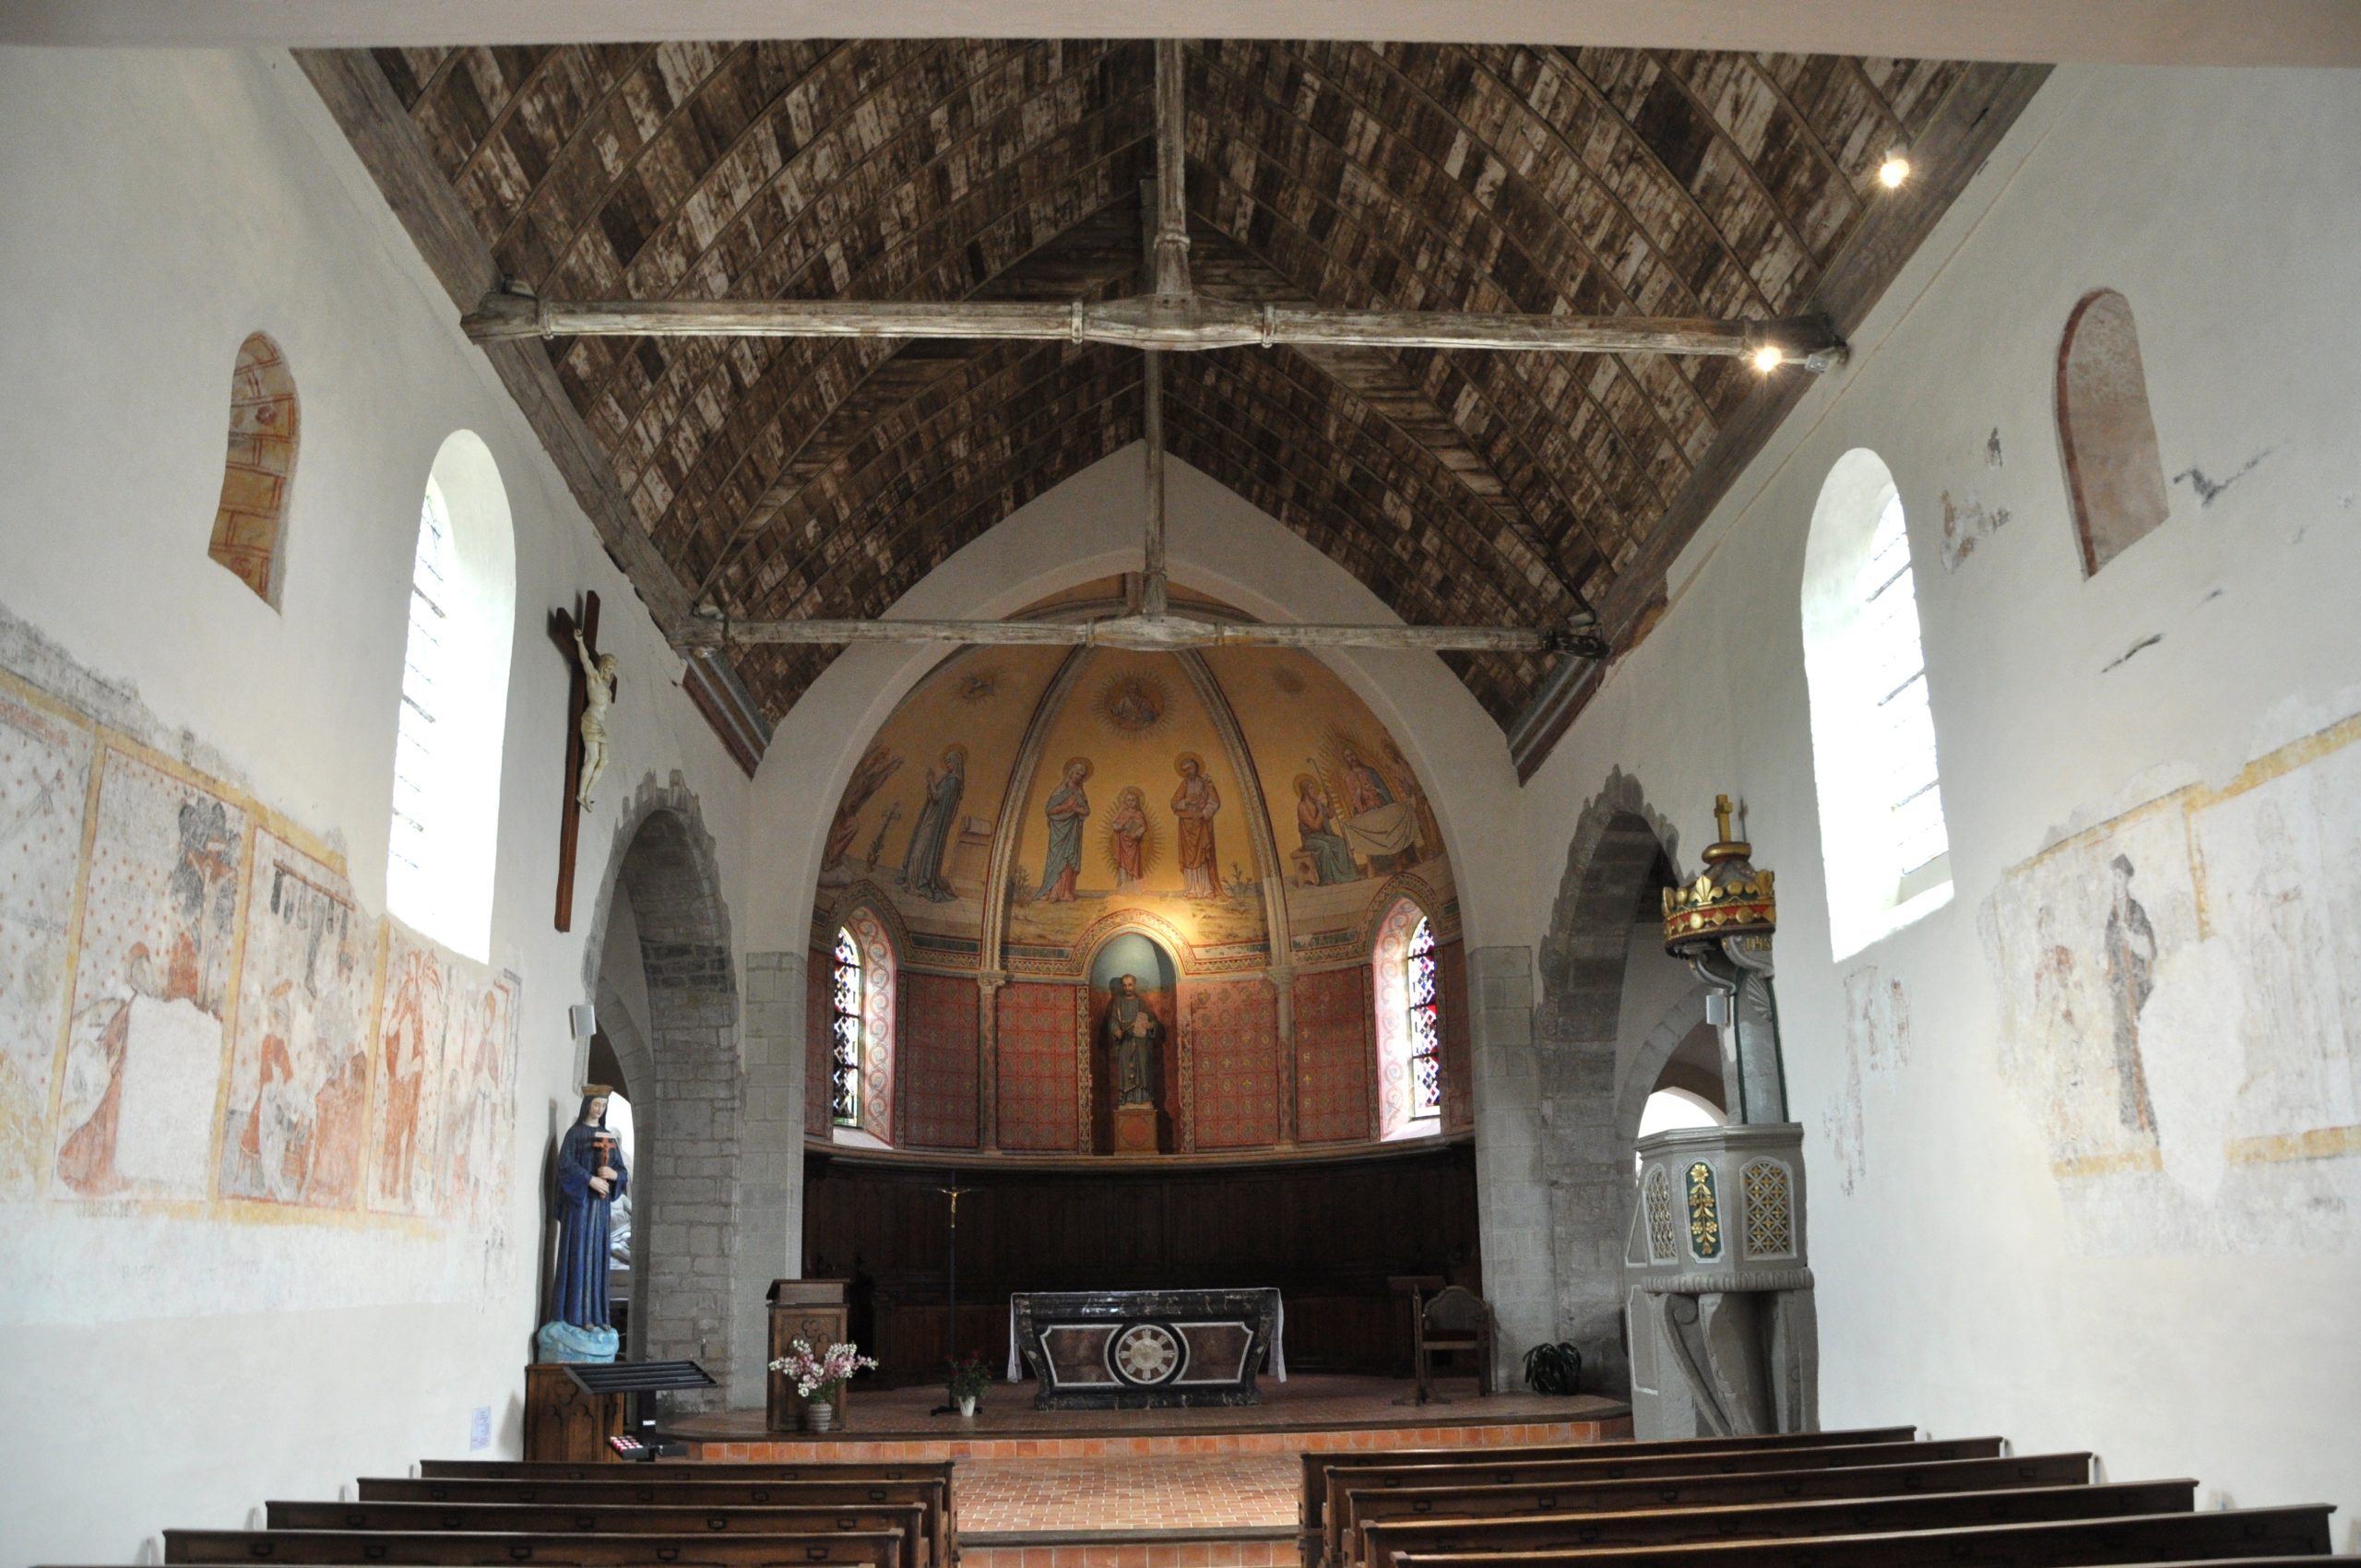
[1270,962,1297,1147]
[635,935,742,1408]
[1465,944,1554,1388]
[736,949,808,1407]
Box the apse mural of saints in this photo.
[1106,785,1151,887]
[1035,758,1093,902]
[1171,753,1221,898]
[898,744,967,902]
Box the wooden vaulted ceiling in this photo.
[337,38,2038,749]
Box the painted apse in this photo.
[808,585,1469,1157]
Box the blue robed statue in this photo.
[537,1086,628,1363]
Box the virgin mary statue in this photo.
[538,1087,629,1362]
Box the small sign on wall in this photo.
[469,1406,492,1452]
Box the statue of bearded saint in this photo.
[1104,973,1162,1109]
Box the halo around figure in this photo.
[1172,751,1204,777]
[1062,755,1095,781]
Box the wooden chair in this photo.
[1412,1285,1494,1404]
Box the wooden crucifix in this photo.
[550,591,617,932]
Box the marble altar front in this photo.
[1008,1288,1284,1408]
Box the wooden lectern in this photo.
[766,1277,850,1431]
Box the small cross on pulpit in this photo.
[549,591,617,932]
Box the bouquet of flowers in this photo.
[768,1337,878,1399]
[946,1350,993,1402]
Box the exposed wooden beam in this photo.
[460,291,1845,368]
[1142,352,1171,618]
[675,611,1601,655]
[1150,38,1192,298]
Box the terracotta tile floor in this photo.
[960,1455,1299,1532]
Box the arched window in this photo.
[828,928,863,1128]
[386,432,515,961]
[1371,897,1443,1140]
[830,907,896,1146]
[2058,289,2169,577]
[208,331,298,605]
[1801,450,1952,960]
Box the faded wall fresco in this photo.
[1989,712,2361,1252]
[0,667,520,1231]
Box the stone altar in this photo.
[1010,1288,1282,1408]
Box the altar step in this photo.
[683,1411,1626,1463]
[961,1526,1300,1568]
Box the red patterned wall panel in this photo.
[1184,978,1279,1150]
[900,972,980,1148]
[1294,966,1375,1144]
[996,982,1080,1152]
[805,948,831,1138]
[1439,939,1473,1133]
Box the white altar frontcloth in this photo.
[1006,1293,1287,1382]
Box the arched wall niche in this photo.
[207,329,299,607]
[1536,766,1683,1393]
[2058,288,2172,577]
[578,772,746,1405]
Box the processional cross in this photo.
[549,591,618,932]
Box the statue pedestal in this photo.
[535,1319,619,1364]
[1112,1103,1158,1155]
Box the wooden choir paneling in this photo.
[802,1142,1478,1384]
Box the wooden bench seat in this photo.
[355,1478,954,1567]
[1301,1428,1916,1540]
[1385,1504,2336,1568]
[266,1502,931,1568]
[1315,1438,2006,1565]
[1335,1452,2094,1565]
[1358,1479,2196,1568]
[163,1528,904,1566]
[420,1462,954,1486]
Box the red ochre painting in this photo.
[0,667,520,1230]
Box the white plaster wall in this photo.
[0,47,751,1566]
[1524,67,2361,1537]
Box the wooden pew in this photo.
[1317,1438,2006,1566]
[421,1460,953,1485]
[396,1463,958,1566]
[1385,1503,2337,1568]
[1359,1479,2195,1568]
[163,1528,904,1566]
[1301,1428,1916,1545]
[266,1501,932,1568]
[1335,1452,2093,1566]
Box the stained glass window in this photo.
[1406,914,1442,1120]
[830,926,862,1127]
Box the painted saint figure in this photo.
[2102,854,2159,1134]
[1171,754,1221,898]
[1341,747,1395,814]
[1104,974,1163,1108]
[898,744,967,902]
[1294,776,1357,885]
[551,1087,629,1331]
[1109,786,1148,886]
[822,746,903,878]
[1035,758,1092,901]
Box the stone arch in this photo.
[1615,986,1717,1152]
[1535,766,1681,1394]
[580,772,746,1404]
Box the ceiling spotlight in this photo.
[1750,343,1785,374]
[1877,148,1912,189]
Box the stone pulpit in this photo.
[1626,796,1819,1439]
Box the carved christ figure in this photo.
[1104,973,1163,1109]
[572,625,619,812]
